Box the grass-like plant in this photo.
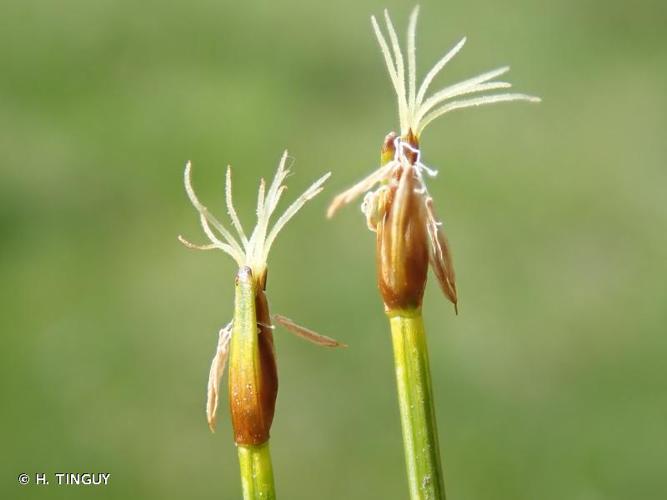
[179,152,343,499]
[328,7,539,499]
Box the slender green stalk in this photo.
[389,309,446,500]
[237,442,276,500]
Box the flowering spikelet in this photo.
[180,151,337,441]
[328,6,540,312]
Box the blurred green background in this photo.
[2,0,666,498]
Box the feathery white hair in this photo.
[372,6,540,137]
[180,151,331,279]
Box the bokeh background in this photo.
[2,0,666,498]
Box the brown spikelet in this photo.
[376,160,429,311]
[228,267,278,446]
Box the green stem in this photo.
[389,310,446,500]
[237,441,277,500]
